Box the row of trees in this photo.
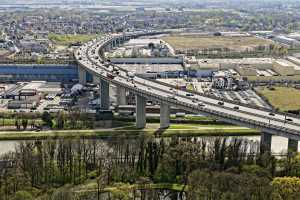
[0,136,299,199]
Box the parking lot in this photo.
[158,78,271,109]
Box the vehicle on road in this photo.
[107,73,115,79]
[218,101,224,106]
[168,94,177,100]
[198,102,205,107]
[186,93,194,97]
[269,112,275,116]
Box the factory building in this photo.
[273,35,300,48]
[0,64,78,82]
[273,59,300,76]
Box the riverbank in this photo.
[0,123,260,141]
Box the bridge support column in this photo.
[93,76,100,84]
[260,132,272,154]
[136,95,146,129]
[100,79,110,110]
[288,139,298,152]
[117,86,127,105]
[105,45,111,52]
[160,103,170,129]
[78,66,87,85]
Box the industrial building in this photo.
[273,35,300,48]
[186,57,300,77]
[0,64,78,82]
[273,59,300,76]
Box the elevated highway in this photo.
[75,31,300,152]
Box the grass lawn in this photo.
[49,33,100,45]
[161,34,273,51]
[256,86,300,112]
[0,123,260,141]
[75,181,186,195]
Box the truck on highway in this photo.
[107,73,116,79]
[127,72,135,79]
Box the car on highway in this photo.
[233,106,239,110]
[186,93,194,97]
[218,101,224,106]
[269,112,275,116]
[127,72,135,79]
[198,102,205,107]
[168,94,177,100]
[286,118,293,122]
[107,73,115,79]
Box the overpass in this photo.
[75,31,300,153]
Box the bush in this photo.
[14,191,33,200]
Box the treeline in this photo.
[0,111,96,130]
[0,137,300,199]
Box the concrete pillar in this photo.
[93,76,100,84]
[100,79,110,110]
[78,66,86,85]
[117,86,127,105]
[160,103,170,129]
[288,138,298,152]
[260,132,272,154]
[136,95,146,129]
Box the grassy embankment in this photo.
[256,86,300,112]
[0,123,260,141]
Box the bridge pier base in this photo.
[117,87,127,105]
[78,66,87,85]
[260,132,272,154]
[100,79,110,110]
[288,139,298,152]
[136,95,146,129]
[160,103,170,129]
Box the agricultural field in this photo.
[256,86,300,112]
[161,34,273,52]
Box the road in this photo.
[75,31,300,138]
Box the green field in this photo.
[0,123,260,141]
[49,33,99,45]
[162,34,273,51]
[256,86,300,111]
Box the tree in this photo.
[56,112,65,129]
[15,120,20,130]
[42,111,53,128]
[22,119,28,130]
[51,188,75,200]
[14,191,33,200]
[272,177,300,200]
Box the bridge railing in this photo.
[147,78,300,120]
